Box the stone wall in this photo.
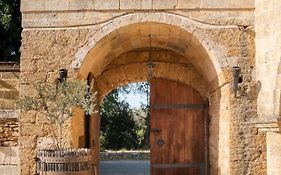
[19,29,91,175]
[0,63,20,175]
[0,118,18,147]
[0,64,20,147]
[18,1,268,175]
[256,0,281,122]
[255,1,281,175]
[267,132,281,175]
[0,146,20,175]
[100,151,150,160]
[21,0,254,28]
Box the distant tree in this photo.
[132,106,150,149]
[100,90,140,150]
[0,0,22,62]
[119,82,149,97]
[116,82,151,148]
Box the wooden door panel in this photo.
[150,78,207,175]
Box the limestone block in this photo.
[0,147,10,164]
[0,147,18,165]
[267,132,281,174]
[44,0,69,11]
[0,110,18,119]
[120,0,141,9]
[0,72,20,81]
[9,147,19,165]
[229,0,254,8]
[68,12,85,20]
[0,165,19,175]
[267,132,281,147]
[94,0,120,10]
[0,90,19,100]
[18,136,36,149]
[219,122,230,133]
[200,0,228,8]
[69,0,94,10]
[20,124,43,137]
[0,99,16,109]
[37,137,56,149]
[177,0,200,9]
[153,0,177,9]
[141,0,152,9]
[21,0,45,12]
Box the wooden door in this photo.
[150,78,207,175]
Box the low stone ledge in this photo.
[0,110,18,119]
[100,150,150,160]
[254,118,281,133]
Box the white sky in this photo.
[120,92,148,108]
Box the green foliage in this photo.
[100,82,151,150]
[100,90,141,150]
[17,80,97,148]
[18,80,97,120]
[119,82,149,97]
[0,0,22,62]
[134,107,150,149]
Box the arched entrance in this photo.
[73,19,226,174]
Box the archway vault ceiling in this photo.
[104,48,192,71]
[81,22,217,83]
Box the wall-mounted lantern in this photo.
[232,66,241,97]
[58,68,68,83]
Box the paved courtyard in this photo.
[100,160,150,175]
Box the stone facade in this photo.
[0,63,20,175]
[256,0,281,121]
[255,0,281,175]
[0,0,275,174]
[0,118,19,147]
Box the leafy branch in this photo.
[17,80,97,148]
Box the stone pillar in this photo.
[256,120,281,175]
[267,131,281,175]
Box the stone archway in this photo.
[72,13,230,83]
[18,0,268,173]
[73,19,230,174]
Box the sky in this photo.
[120,91,148,108]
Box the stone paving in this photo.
[100,160,150,175]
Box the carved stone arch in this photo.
[71,12,233,175]
[72,12,232,84]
